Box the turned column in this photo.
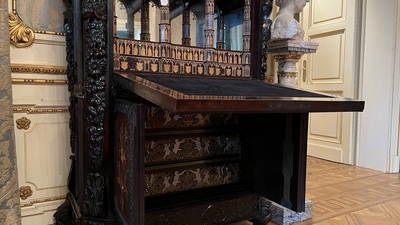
[159,0,171,43]
[182,8,191,46]
[216,13,224,49]
[140,1,150,41]
[204,0,214,48]
[242,0,251,77]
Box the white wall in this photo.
[358,0,399,172]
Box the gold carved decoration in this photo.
[11,64,67,75]
[21,195,66,208]
[9,0,35,48]
[16,117,31,130]
[12,78,68,85]
[19,186,33,200]
[13,105,69,114]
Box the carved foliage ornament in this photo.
[8,1,35,48]
[19,186,33,200]
[16,117,31,130]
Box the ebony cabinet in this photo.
[111,73,364,224]
[54,0,364,224]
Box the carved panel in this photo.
[145,163,240,197]
[81,0,109,218]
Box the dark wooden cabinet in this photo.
[54,0,364,224]
[110,73,363,224]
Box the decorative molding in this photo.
[8,0,35,48]
[12,78,68,85]
[19,186,33,200]
[34,30,66,36]
[13,105,69,114]
[11,64,67,75]
[16,117,31,130]
[21,195,66,208]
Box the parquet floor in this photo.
[275,157,400,225]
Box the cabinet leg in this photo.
[54,194,73,225]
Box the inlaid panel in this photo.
[145,163,240,196]
[144,106,239,129]
[145,135,241,163]
[114,39,248,77]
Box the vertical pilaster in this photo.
[243,0,251,77]
[140,1,150,41]
[216,13,224,49]
[204,0,214,48]
[182,8,191,46]
[159,0,171,43]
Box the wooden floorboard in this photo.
[294,157,400,225]
[232,157,400,225]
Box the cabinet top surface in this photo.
[115,73,365,114]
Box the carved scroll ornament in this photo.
[8,0,35,48]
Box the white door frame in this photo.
[388,0,400,173]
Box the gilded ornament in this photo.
[19,186,33,200]
[9,2,35,48]
[11,64,67,75]
[16,117,31,130]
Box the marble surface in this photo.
[267,199,312,225]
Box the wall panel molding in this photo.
[21,195,66,208]
[11,64,67,75]
[13,105,69,114]
[12,78,68,85]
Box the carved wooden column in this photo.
[113,0,117,37]
[204,0,214,48]
[216,13,224,49]
[140,0,150,41]
[243,0,251,77]
[159,0,171,58]
[182,8,191,46]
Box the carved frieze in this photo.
[114,39,248,76]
